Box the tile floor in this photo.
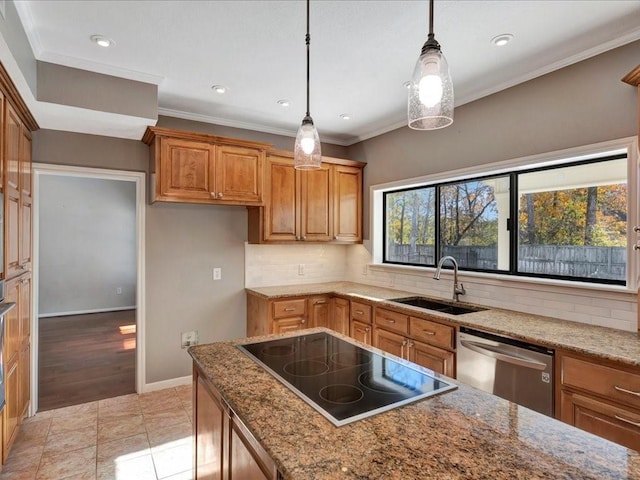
[0,385,194,480]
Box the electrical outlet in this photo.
[116,287,122,295]
[362,265,368,276]
[298,264,305,276]
[213,267,222,280]
[181,330,198,349]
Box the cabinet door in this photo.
[216,145,263,203]
[18,343,30,420]
[4,277,20,364]
[410,339,454,377]
[272,317,307,334]
[263,155,299,241]
[300,164,332,241]
[350,320,372,345]
[560,389,640,451]
[3,361,19,462]
[229,423,272,480]
[329,298,350,336]
[159,137,216,201]
[195,375,224,480]
[332,165,362,242]
[19,127,32,271]
[4,102,21,279]
[373,328,406,359]
[19,274,31,344]
[308,296,330,328]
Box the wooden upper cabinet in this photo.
[19,127,32,272]
[333,165,362,242]
[300,163,332,241]
[5,102,22,279]
[248,150,365,244]
[263,154,298,241]
[143,127,269,206]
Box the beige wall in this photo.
[33,120,351,385]
[348,40,640,238]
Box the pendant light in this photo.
[294,0,322,169]
[408,0,454,130]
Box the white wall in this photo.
[39,175,136,316]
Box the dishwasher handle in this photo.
[460,339,548,371]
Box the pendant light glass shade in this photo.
[294,0,322,170]
[294,115,321,169]
[408,0,454,130]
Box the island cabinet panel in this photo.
[308,295,330,328]
[330,297,350,336]
[143,127,269,206]
[247,150,365,245]
[194,365,279,480]
[558,352,640,450]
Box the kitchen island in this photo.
[189,328,640,480]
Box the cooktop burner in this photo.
[237,331,457,426]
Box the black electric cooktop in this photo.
[237,331,457,427]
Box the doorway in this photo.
[32,164,146,413]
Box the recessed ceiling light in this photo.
[403,81,411,89]
[90,35,114,48]
[277,99,291,107]
[340,113,352,120]
[211,85,228,94]
[491,34,514,47]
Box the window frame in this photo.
[375,139,636,289]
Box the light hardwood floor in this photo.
[0,385,193,480]
[38,310,137,411]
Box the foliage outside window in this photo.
[383,154,627,285]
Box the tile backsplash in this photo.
[244,243,638,332]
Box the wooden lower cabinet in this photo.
[350,320,372,345]
[329,297,350,336]
[308,296,330,328]
[272,316,307,334]
[558,352,640,450]
[194,365,278,480]
[3,362,19,463]
[373,327,454,377]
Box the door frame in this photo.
[31,163,146,413]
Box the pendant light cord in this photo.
[305,0,311,117]
[428,0,434,35]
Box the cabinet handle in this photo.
[300,319,306,324]
[296,236,301,241]
[218,193,223,198]
[634,245,640,251]
[422,330,436,336]
[365,327,370,332]
[384,318,395,324]
[315,300,327,305]
[284,307,296,312]
[614,385,640,397]
[302,235,307,241]
[634,226,640,233]
[334,235,338,240]
[210,192,216,198]
[614,415,640,427]
[355,310,364,315]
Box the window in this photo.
[382,153,628,285]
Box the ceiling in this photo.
[14,0,640,146]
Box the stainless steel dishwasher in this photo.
[457,326,554,416]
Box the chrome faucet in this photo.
[433,256,466,302]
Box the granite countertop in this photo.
[189,328,640,480]
[246,281,640,367]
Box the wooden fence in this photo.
[386,244,626,280]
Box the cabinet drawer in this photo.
[350,301,372,324]
[374,308,409,335]
[561,389,640,451]
[562,356,640,410]
[272,299,306,319]
[409,317,454,350]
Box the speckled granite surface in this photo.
[190,328,640,480]
[247,281,640,367]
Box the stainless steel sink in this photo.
[389,296,487,315]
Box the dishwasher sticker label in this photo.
[541,372,550,384]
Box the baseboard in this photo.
[39,306,136,318]
[142,375,191,393]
